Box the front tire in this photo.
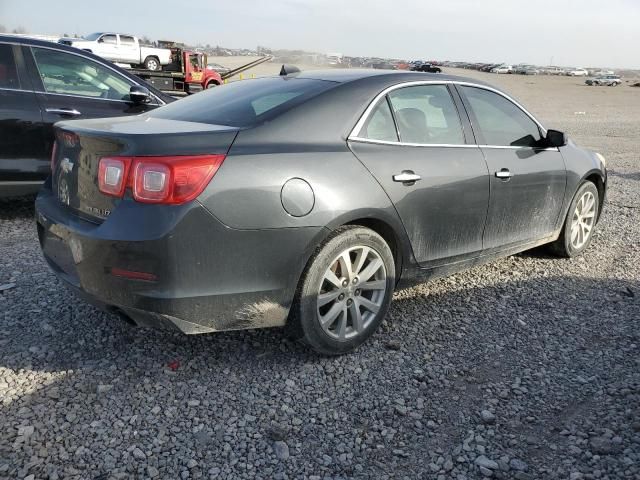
[289,226,395,355]
[549,181,599,258]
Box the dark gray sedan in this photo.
[36,70,607,355]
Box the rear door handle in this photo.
[393,171,422,184]
[46,108,82,117]
[495,169,513,179]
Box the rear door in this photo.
[457,85,566,249]
[24,45,160,155]
[118,35,139,64]
[349,83,490,265]
[0,42,47,191]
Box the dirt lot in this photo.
[1,69,639,480]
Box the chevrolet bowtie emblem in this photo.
[60,157,74,173]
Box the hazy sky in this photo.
[1,0,639,68]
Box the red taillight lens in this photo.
[132,155,225,204]
[50,141,58,172]
[133,162,171,202]
[98,157,131,197]
[96,154,225,204]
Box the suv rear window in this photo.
[147,77,336,127]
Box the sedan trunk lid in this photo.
[51,115,238,223]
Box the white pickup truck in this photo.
[58,33,171,71]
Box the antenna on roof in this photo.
[280,64,301,76]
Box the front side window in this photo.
[32,47,133,100]
[461,86,542,147]
[359,99,398,142]
[387,85,465,144]
[0,44,20,90]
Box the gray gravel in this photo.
[1,76,639,479]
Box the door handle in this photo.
[495,169,513,180]
[393,171,422,184]
[46,108,82,117]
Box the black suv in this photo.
[0,35,173,197]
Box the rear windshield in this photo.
[147,77,336,127]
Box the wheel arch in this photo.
[581,169,606,221]
[321,210,415,283]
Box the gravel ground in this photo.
[1,73,639,480]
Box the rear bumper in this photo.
[36,188,325,333]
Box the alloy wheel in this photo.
[316,246,387,341]
[570,191,596,249]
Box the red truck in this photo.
[130,43,221,95]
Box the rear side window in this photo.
[387,85,465,145]
[461,86,541,147]
[148,77,336,127]
[360,99,398,142]
[120,36,135,45]
[0,44,21,90]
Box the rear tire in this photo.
[288,226,395,355]
[549,181,599,258]
[144,56,161,71]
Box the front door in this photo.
[458,85,566,249]
[349,84,490,265]
[25,46,159,158]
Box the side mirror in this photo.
[546,129,567,147]
[129,85,151,105]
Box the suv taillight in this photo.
[98,155,225,205]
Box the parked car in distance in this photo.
[513,64,536,75]
[567,68,589,76]
[586,75,622,86]
[540,66,566,75]
[0,34,173,197]
[37,69,607,355]
[410,62,442,73]
[58,33,171,71]
[491,65,513,74]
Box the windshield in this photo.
[84,32,103,41]
[148,77,336,127]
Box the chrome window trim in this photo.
[348,136,559,152]
[479,145,559,151]
[349,136,479,148]
[0,85,160,106]
[37,90,155,105]
[26,43,166,105]
[348,80,547,146]
[0,86,32,94]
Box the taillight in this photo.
[50,141,58,172]
[98,157,131,197]
[97,154,225,205]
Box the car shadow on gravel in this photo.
[1,273,638,478]
[0,196,36,221]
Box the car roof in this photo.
[290,68,493,87]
